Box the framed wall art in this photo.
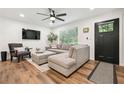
[83,27,89,33]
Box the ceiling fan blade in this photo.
[55,17,64,21]
[48,8,53,14]
[36,13,49,16]
[42,17,50,21]
[48,8,52,12]
[48,8,55,16]
[56,13,67,17]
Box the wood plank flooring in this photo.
[0,61,54,84]
[0,60,124,84]
[116,65,124,84]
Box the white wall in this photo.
[53,9,124,66]
[0,17,50,60]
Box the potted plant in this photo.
[47,32,58,47]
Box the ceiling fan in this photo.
[36,8,67,23]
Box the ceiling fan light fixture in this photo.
[37,8,66,23]
[50,17,55,21]
[19,13,25,18]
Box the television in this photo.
[22,28,40,40]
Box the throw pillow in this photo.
[71,48,76,59]
[14,47,25,52]
[56,44,62,49]
[51,45,57,48]
[68,47,74,58]
[61,44,67,50]
[65,45,71,50]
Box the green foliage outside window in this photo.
[59,27,78,44]
[98,21,114,33]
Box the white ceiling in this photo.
[0,8,117,28]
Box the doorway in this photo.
[95,18,119,65]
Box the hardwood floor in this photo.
[0,60,124,84]
[116,65,124,84]
[0,61,53,84]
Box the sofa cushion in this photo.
[32,53,47,59]
[17,51,30,56]
[47,49,68,53]
[48,53,76,69]
[71,45,88,59]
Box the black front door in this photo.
[95,18,119,64]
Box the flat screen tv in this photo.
[22,28,40,40]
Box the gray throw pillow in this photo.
[68,47,74,58]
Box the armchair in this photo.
[8,43,31,62]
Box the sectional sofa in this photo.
[48,45,90,77]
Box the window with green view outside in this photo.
[98,21,114,33]
[59,27,78,44]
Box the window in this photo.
[59,27,78,44]
[98,21,114,33]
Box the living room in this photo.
[0,8,124,84]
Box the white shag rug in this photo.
[26,58,50,72]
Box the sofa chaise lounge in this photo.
[48,45,90,77]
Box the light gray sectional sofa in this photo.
[48,45,90,77]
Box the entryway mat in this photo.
[88,62,117,84]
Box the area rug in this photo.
[26,58,50,72]
[88,62,117,84]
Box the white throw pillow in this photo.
[51,45,57,48]
[14,47,25,52]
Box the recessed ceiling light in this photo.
[19,14,25,18]
[90,8,95,10]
